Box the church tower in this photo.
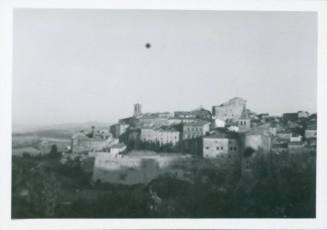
[134,103,142,117]
[238,106,251,132]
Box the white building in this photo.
[305,124,317,139]
[140,126,180,146]
[182,120,211,140]
[110,143,127,156]
[203,130,239,159]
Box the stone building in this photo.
[110,123,129,138]
[203,129,239,159]
[71,127,118,154]
[182,120,211,140]
[140,126,180,146]
[244,126,272,154]
[138,113,171,128]
[212,97,247,121]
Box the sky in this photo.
[13,9,317,126]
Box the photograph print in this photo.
[12,9,317,218]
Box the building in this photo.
[110,143,127,156]
[290,135,302,142]
[140,126,180,146]
[182,120,211,140]
[283,113,298,122]
[138,113,171,128]
[277,131,292,141]
[288,141,305,154]
[244,127,272,153]
[203,129,239,159]
[174,111,197,119]
[212,97,247,121]
[237,106,251,132]
[298,111,309,119]
[110,123,129,138]
[191,107,212,120]
[305,123,317,139]
[212,117,226,128]
[71,127,118,154]
[134,103,142,117]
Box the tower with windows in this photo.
[134,103,142,117]
[238,106,251,132]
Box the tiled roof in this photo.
[183,120,210,126]
[204,129,238,139]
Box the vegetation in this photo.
[12,147,316,218]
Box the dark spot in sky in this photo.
[145,43,151,49]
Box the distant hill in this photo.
[13,121,112,134]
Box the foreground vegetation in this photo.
[12,148,315,218]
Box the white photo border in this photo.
[0,0,327,229]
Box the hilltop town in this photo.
[53,97,316,184]
[11,97,317,218]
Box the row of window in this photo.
[205,146,237,151]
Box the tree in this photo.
[49,144,61,159]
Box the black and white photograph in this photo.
[1,0,327,229]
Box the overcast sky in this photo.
[13,9,317,126]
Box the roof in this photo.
[204,129,239,139]
[157,126,179,132]
[183,120,210,127]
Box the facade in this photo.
[110,123,129,138]
[212,97,247,121]
[305,124,317,139]
[140,126,180,146]
[244,127,272,153]
[203,131,239,159]
[110,143,127,156]
[182,120,211,140]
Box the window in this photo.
[205,146,209,150]
[216,147,219,150]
